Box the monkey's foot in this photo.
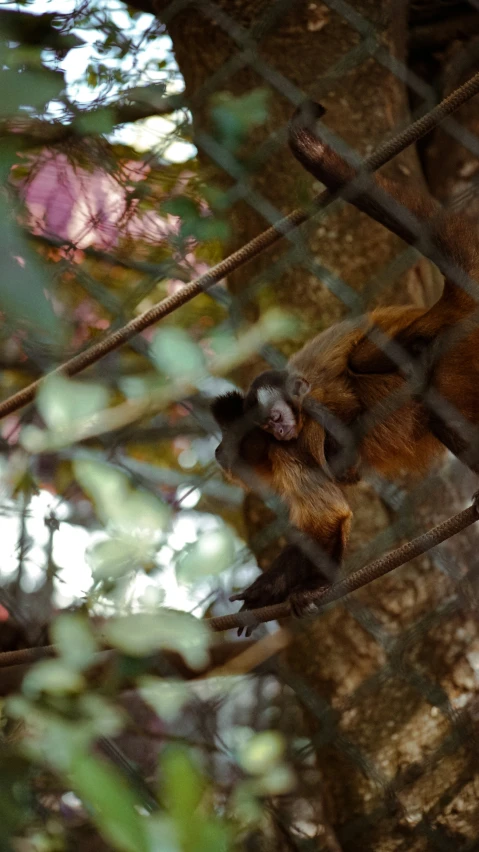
[288,586,329,619]
[229,578,272,637]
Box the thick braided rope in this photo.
[0,501,475,668]
[206,500,479,633]
[1,71,479,419]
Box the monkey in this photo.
[211,388,351,629]
[213,99,479,619]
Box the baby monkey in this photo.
[244,369,310,441]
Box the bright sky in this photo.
[45,0,196,160]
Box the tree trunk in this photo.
[138,0,479,847]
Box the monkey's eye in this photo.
[270,411,281,422]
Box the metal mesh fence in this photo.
[4,0,479,848]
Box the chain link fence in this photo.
[3,0,479,849]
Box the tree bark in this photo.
[137,0,479,847]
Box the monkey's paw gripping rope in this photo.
[205,495,479,634]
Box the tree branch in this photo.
[2,92,185,149]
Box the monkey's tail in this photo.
[288,100,357,191]
[288,100,478,298]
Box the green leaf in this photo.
[51,613,98,671]
[231,782,263,826]
[74,459,128,522]
[150,328,205,381]
[193,217,230,244]
[162,746,204,821]
[161,196,199,222]
[138,676,190,722]
[0,196,64,344]
[237,731,285,775]
[74,107,116,136]
[0,67,64,116]
[211,89,269,151]
[22,660,85,697]
[74,460,170,536]
[146,815,180,852]
[69,752,149,852]
[103,611,210,669]
[87,536,137,580]
[176,528,235,585]
[36,375,109,432]
[257,764,295,795]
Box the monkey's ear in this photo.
[211,391,245,425]
[289,375,311,399]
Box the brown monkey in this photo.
[214,100,479,616]
[212,388,351,625]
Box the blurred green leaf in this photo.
[150,328,205,381]
[177,528,235,585]
[162,746,204,821]
[138,676,190,722]
[78,693,125,739]
[69,752,149,852]
[161,195,198,222]
[161,196,228,244]
[237,731,285,775]
[0,67,64,116]
[37,375,110,432]
[231,782,263,826]
[103,610,210,669]
[22,660,85,697]
[146,815,181,852]
[256,763,295,795]
[0,197,64,344]
[87,535,148,580]
[51,613,98,671]
[211,89,269,152]
[74,460,170,537]
[74,107,116,136]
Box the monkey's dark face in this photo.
[244,369,311,442]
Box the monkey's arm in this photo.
[289,101,479,309]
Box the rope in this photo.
[0,499,476,670]
[1,71,479,419]
[206,498,479,633]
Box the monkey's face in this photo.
[244,369,311,442]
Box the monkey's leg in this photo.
[230,543,330,636]
[230,510,350,634]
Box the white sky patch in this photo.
[5,0,197,161]
[0,489,248,615]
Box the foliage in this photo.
[0,2,305,850]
